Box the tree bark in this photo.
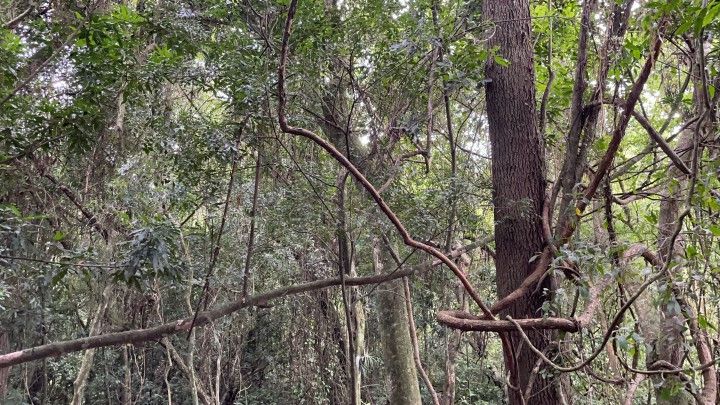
[373,238,422,404]
[70,284,113,405]
[0,331,9,399]
[482,0,558,403]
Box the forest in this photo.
[1,0,719,403]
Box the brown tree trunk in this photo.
[482,1,558,403]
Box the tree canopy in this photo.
[1,0,719,404]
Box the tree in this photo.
[1,0,720,404]
[482,0,558,402]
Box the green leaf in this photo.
[703,3,720,27]
[53,230,66,241]
[698,314,716,331]
[694,8,708,34]
[675,17,694,35]
[2,204,21,217]
[494,54,510,67]
[616,335,629,351]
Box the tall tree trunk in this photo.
[373,238,422,404]
[482,1,558,403]
[179,230,202,405]
[651,59,717,401]
[351,287,366,404]
[122,345,132,405]
[70,284,113,405]
[0,331,9,399]
[443,245,470,405]
[318,55,420,402]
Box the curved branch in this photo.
[486,16,669,316]
[589,99,691,176]
[276,0,494,319]
[439,269,616,332]
[3,6,33,29]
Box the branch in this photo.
[0,268,415,368]
[486,17,669,316]
[3,6,33,29]
[276,0,494,319]
[42,172,109,242]
[622,243,717,403]
[186,131,244,337]
[591,99,691,176]
[438,269,615,332]
[0,28,80,108]
[627,108,691,175]
[437,311,579,332]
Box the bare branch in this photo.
[0,268,415,369]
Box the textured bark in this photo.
[374,239,422,404]
[482,0,557,403]
[0,331,8,399]
[554,0,594,233]
[442,330,460,405]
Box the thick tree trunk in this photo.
[482,1,558,403]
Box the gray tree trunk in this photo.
[373,238,422,404]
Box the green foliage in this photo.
[1,0,720,403]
